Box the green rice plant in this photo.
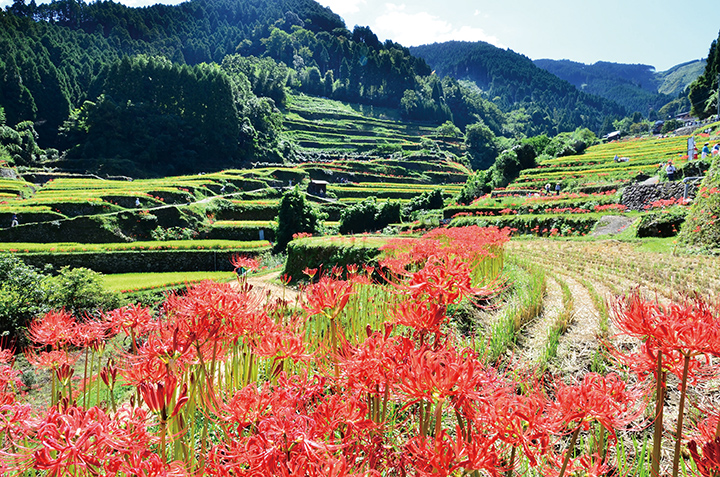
[539,275,574,365]
[487,256,546,362]
[578,277,610,338]
[101,271,236,292]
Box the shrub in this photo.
[456,171,490,205]
[274,187,324,251]
[0,255,123,347]
[402,188,444,218]
[636,209,687,238]
[45,267,123,317]
[0,253,49,347]
[661,119,683,134]
[375,200,402,229]
[339,197,380,234]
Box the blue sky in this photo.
[3,0,719,71]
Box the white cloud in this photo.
[374,4,503,48]
[314,0,367,16]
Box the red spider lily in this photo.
[401,256,500,310]
[339,331,410,397]
[0,402,35,463]
[403,427,501,477]
[0,346,15,365]
[391,301,446,339]
[205,373,350,477]
[613,293,720,477]
[0,364,22,405]
[28,309,76,349]
[487,384,554,468]
[72,319,108,350]
[254,325,312,365]
[540,452,611,477]
[25,349,77,371]
[346,263,359,277]
[54,363,74,387]
[99,360,117,388]
[689,437,720,477]
[398,346,489,413]
[692,407,720,443]
[138,373,188,420]
[552,372,646,439]
[211,383,276,430]
[303,267,318,280]
[550,373,646,477]
[32,406,111,476]
[231,254,259,273]
[105,303,156,352]
[403,256,475,306]
[163,280,266,347]
[303,276,355,319]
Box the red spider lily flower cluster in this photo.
[6,226,719,476]
[230,254,259,273]
[688,437,720,477]
[302,276,355,319]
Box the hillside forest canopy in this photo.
[0,0,718,177]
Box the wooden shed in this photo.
[307,180,328,196]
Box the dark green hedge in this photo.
[449,214,599,236]
[284,239,383,282]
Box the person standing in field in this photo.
[702,142,711,159]
[555,183,561,195]
[666,161,677,181]
[10,214,18,227]
[544,183,551,195]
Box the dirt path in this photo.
[553,273,601,377]
[239,271,302,306]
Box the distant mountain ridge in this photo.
[410,41,626,135]
[533,58,704,115]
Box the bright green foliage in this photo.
[543,128,599,158]
[0,254,124,346]
[689,32,720,119]
[661,119,683,134]
[45,266,123,317]
[0,253,49,346]
[456,170,490,205]
[435,121,462,139]
[402,188,444,218]
[679,157,720,251]
[0,120,45,166]
[274,187,324,252]
[464,121,498,170]
[338,197,401,234]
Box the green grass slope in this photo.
[679,156,720,251]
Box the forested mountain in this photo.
[1,0,457,175]
[0,0,664,177]
[533,59,701,117]
[689,30,720,119]
[410,41,626,136]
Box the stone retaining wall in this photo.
[17,248,269,274]
[622,181,699,210]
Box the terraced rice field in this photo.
[510,135,693,191]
